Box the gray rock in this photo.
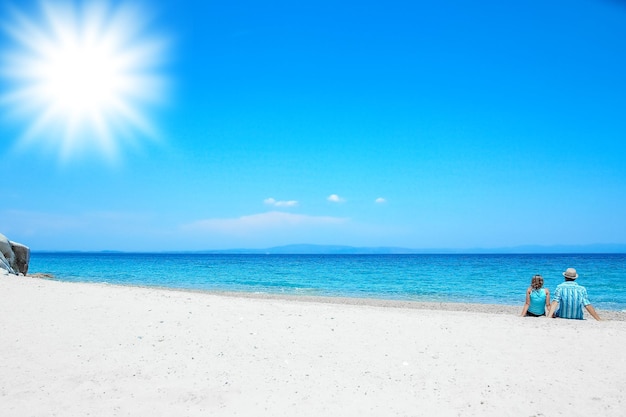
[0,233,16,274]
[0,233,30,275]
[10,241,30,275]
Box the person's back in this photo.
[553,280,589,319]
[521,274,550,317]
[548,267,601,321]
[528,288,547,315]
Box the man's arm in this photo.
[585,304,602,321]
[547,300,558,318]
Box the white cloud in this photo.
[183,211,348,235]
[0,209,152,234]
[0,209,84,236]
[264,197,299,207]
[0,209,166,251]
[327,194,346,203]
[375,197,387,204]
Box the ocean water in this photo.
[28,253,626,311]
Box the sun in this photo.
[1,1,169,162]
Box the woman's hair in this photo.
[531,274,544,290]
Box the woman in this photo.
[521,274,550,317]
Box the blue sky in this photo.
[1,0,625,251]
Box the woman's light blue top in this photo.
[528,288,547,315]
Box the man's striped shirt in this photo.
[553,281,591,320]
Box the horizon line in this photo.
[29,243,626,255]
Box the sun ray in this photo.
[1,0,169,162]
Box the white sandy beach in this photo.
[1,275,625,416]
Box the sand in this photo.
[1,275,625,416]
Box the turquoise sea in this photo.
[29,253,626,311]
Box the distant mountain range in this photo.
[191,243,626,255]
[34,243,626,254]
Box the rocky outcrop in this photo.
[0,233,30,275]
[11,241,30,275]
[0,234,15,274]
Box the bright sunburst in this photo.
[1,1,168,162]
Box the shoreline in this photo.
[199,289,626,320]
[29,274,626,321]
[3,275,626,416]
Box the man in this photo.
[547,267,601,320]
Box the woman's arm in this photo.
[521,287,531,316]
[547,300,558,318]
[544,288,551,314]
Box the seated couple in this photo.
[520,268,601,321]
